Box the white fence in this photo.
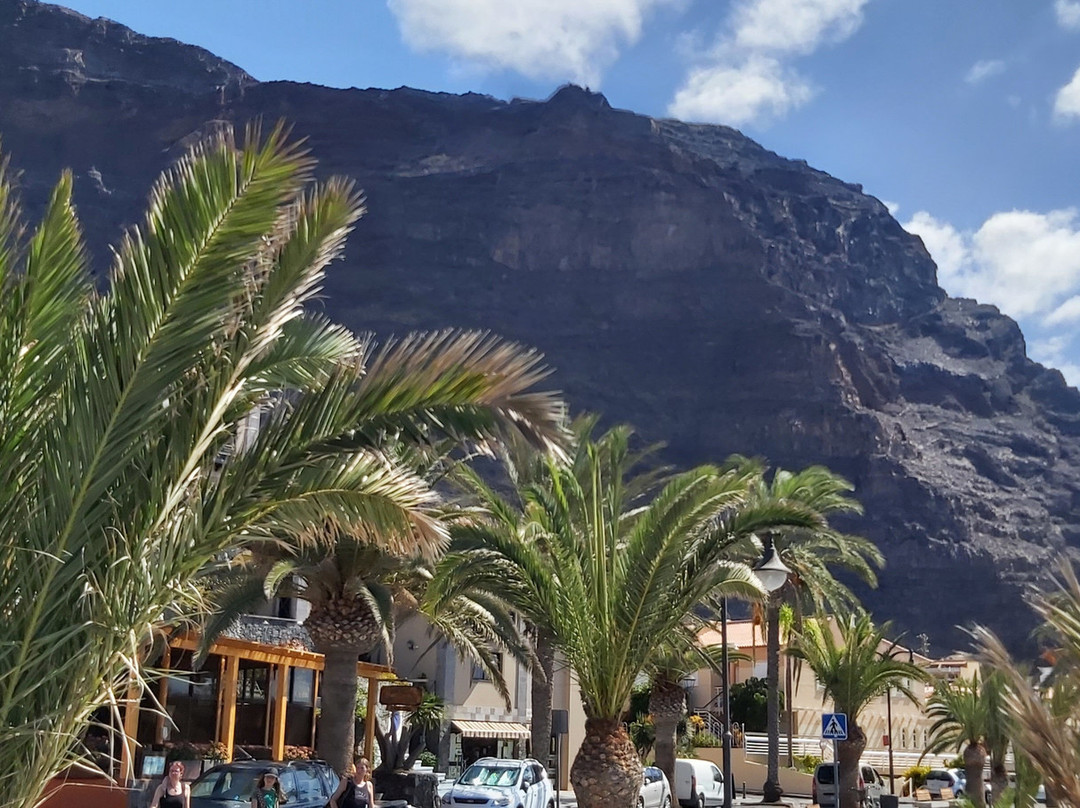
[739,731,954,771]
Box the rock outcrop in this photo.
[3,0,1078,652]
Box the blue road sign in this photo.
[822,712,848,740]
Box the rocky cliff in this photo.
[4,0,1078,652]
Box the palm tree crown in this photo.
[0,125,566,806]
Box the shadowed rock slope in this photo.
[3,0,1078,652]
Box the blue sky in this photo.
[55,0,1080,383]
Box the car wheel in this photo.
[696,792,706,808]
[638,799,645,808]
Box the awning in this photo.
[452,720,531,739]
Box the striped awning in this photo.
[452,720,531,739]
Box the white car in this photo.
[440,758,554,808]
[675,758,724,808]
[640,766,673,808]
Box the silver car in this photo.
[440,757,554,808]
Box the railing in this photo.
[740,732,954,769]
[692,710,725,738]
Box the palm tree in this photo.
[644,634,739,808]
[450,415,672,763]
[976,561,1080,808]
[203,520,533,770]
[923,672,1010,808]
[0,126,565,808]
[787,615,926,808]
[463,425,781,808]
[741,466,882,803]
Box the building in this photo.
[690,619,975,769]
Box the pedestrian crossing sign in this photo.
[822,712,848,740]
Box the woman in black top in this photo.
[151,761,190,808]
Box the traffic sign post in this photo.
[822,713,847,807]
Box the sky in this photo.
[52,0,1080,384]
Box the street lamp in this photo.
[884,646,915,795]
[720,542,792,808]
[752,540,792,806]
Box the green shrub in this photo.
[903,765,931,788]
[690,731,722,748]
[793,754,822,774]
[419,750,438,768]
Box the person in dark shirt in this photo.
[151,762,190,808]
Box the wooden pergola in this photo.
[119,632,396,782]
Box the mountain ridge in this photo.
[3,0,1078,652]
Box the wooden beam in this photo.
[364,678,378,761]
[119,680,141,783]
[270,663,289,761]
[219,655,240,762]
[310,670,320,750]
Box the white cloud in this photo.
[387,0,672,85]
[964,59,1005,85]
[1056,0,1080,29]
[1045,295,1080,326]
[905,208,1080,318]
[904,208,1080,386]
[668,56,813,125]
[731,0,870,54]
[1054,65,1080,120]
[882,200,900,216]
[667,0,870,126]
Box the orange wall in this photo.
[40,777,131,808]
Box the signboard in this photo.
[379,684,423,708]
[822,712,848,740]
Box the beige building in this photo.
[690,619,976,770]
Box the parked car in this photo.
[189,760,339,808]
[812,762,885,808]
[675,758,724,808]
[924,768,990,800]
[640,766,673,808]
[440,757,554,808]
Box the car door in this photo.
[706,763,724,805]
[291,764,328,808]
[519,763,537,808]
[641,767,661,808]
[532,763,552,808]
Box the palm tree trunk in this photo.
[764,597,783,802]
[837,725,867,808]
[649,680,686,808]
[530,627,555,762]
[964,743,988,808]
[317,646,360,774]
[571,717,642,808]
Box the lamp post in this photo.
[753,541,793,805]
[884,646,914,795]
[718,542,793,808]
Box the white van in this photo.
[675,758,725,808]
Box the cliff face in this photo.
[4,0,1079,651]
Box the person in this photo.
[329,758,374,808]
[251,769,286,808]
[150,761,190,808]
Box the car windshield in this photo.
[459,763,520,788]
[191,769,260,801]
[817,766,836,785]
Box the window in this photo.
[291,766,326,803]
[901,728,907,748]
[471,653,503,681]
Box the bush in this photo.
[729,677,781,733]
[690,731,722,748]
[793,754,822,774]
[419,750,438,768]
[903,765,931,788]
